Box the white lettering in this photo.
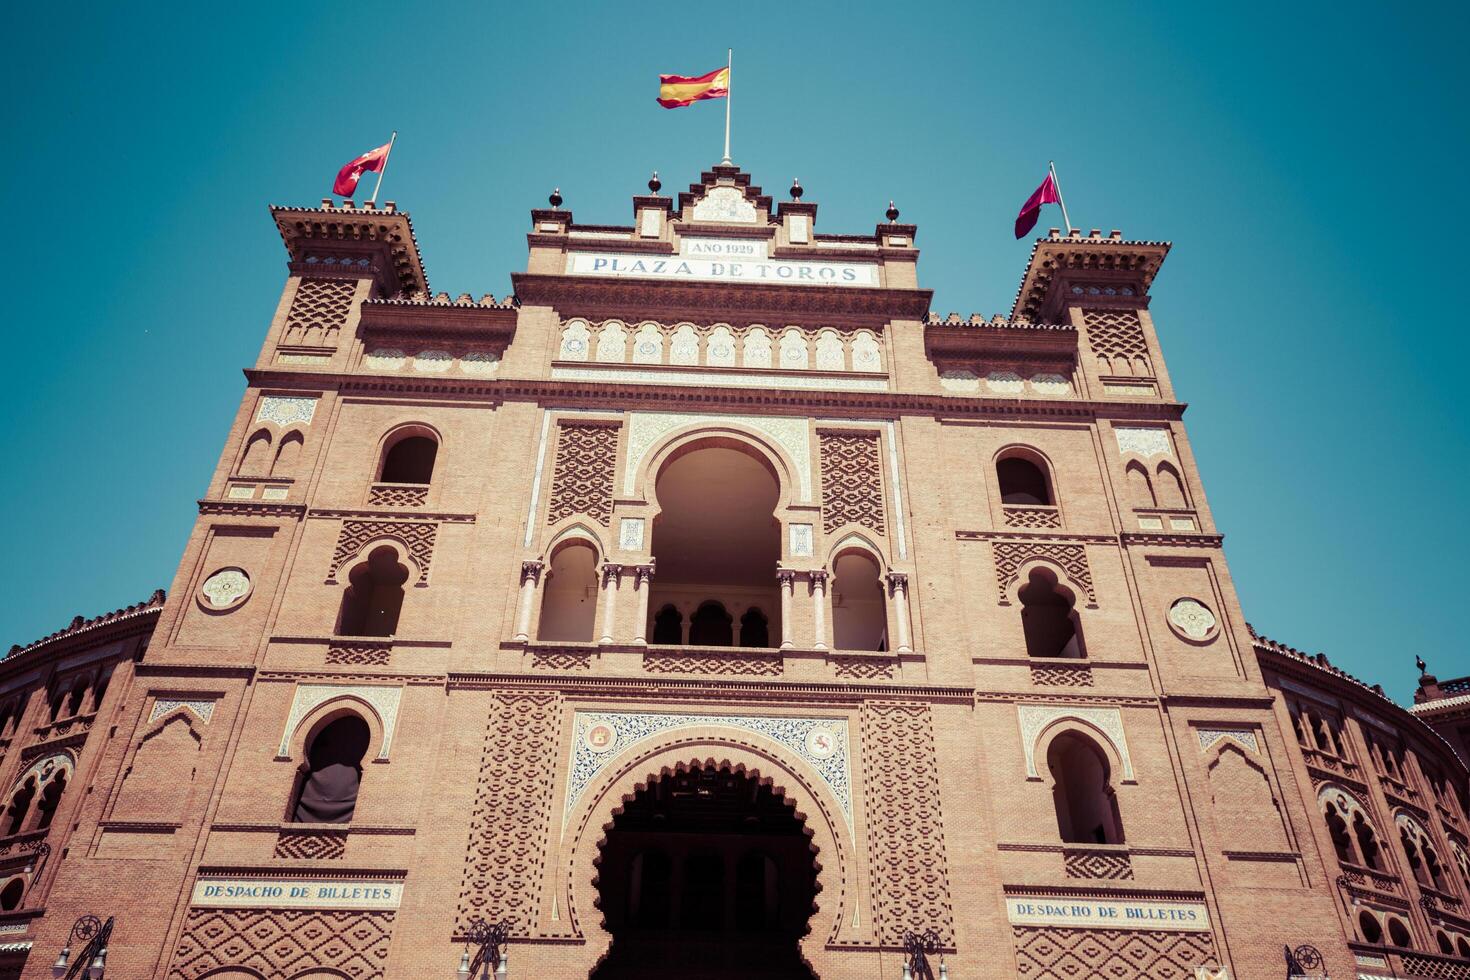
[564,252,879,287]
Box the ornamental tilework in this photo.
[789,523,814,557]
[1170,598,1218,639]
[1017,705,1135,781]
[565,711,852,830]
[624,411,813,501]
[1115,426,1174,458]
[861,702,955,945]
[1196,729,1259,754]
[255,396,318,428]
[1012,926,1218,980]
[278,684,402,760]
[169,908,394,979]
[820,431,886,535]
[619,517,645,551]
[149,698,216,725]
[547,422,618,526]
[690,185,759,223]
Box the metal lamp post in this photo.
[902,929,949,980]
[52,915,112,980]
[455,918,511,980]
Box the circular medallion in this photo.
[804,725,838,760]
[638,342,657,355]
[1169,598,1218,641]
[200,568,251,610]
[584,722,618,753]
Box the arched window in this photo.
[35,771,66,830]
[336,546,408,637]
[1047,732,1124,844]
[291,714,371,824]
[1458,935,1470,957]
[92,671,111,711]
[1353,811,1382,870]
[1387,916,1413,948]
[1437,931,1455,955]
[1399,818,1446,890]
[651,605,683,645]
[689,602,733,646]
[1324,801,1354,863]
[66,681,87,717]
[1125,462,1156,508]
[831,552,887,652]
[239,429,272,475]
[1020,568,1083,659]
[0,878,22,911]
[379,434,437,484]
[271,431,304,478]
[1155,463,1188,509]
[538,542,598,642]
[5,779,35,836]
[997,456,1052,505]
[1358,910,1383,944]
[740,608,770,649]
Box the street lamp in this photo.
[52,915,112,980]
[902,929,949,980]
[455,918,510,980]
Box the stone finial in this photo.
[885,200,900,223]
[549,187,563,209]
[790,177,803,201]
[648,171,661,194]
[1417,655,1429,675]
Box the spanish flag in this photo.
[656,66,730,108]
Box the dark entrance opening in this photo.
[591,765,818,980]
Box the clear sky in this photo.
[3,2,1465,703]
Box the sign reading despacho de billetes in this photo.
[565,251,880,287]
[1004,896,1211,932]
[191,876,404,910]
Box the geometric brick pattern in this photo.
[1400,953,1470,979]
[325,641,391,666]
[1082,307,1153,376]
[1004,505,1063,530]
[169,908,393,978]
[861,701,955,946]
[832,656,897,680]
[1030,663,1095,687]
[283,278,356,347]
[820,431,886,535]
[993,540,1096,606]
[547,423,618,527]
[643,649,783,676]
[326,519,438,585]
[1063,848,1134,879]
[274,829,348,860]
[367,484,428,508]
[1012,926,1217,979]
[455,691,562,937]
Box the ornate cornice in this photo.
[442,670,975,704]
[1120,532,1224,548]
[4,591,164,666]
[1011,232,1171,322]
[198,500,307,518]
[359,295,518,340]
[271,203,428,297]
[956,530,1118,545]
[306,507,476,524]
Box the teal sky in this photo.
[3,2,1465,703]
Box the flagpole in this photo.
[721,49,732,165]
[367,131,398,207]
[1049,160,1073,233]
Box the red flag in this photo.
[333,140,392,197]
[1014,172,1061,238]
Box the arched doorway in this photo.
[649,443,782,647]
[591,764,817,979]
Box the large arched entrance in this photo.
[649,442,782,647]
[590,764,818,979]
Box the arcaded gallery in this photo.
[1,166,1469,980]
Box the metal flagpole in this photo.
[367,131,398,207]
[1049,160,1072,233]
[722,49,732,165]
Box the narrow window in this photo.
[1387,917,1412,948]
[832,552,887,652]
[740,608,770,648]
[1324,803,1354,864]
[292,714,371,824]
[1438,931,1455,955]
[5,779,35,836]
[997,456,1051,505]
[1353,812,1381,870]
[537,543,599,642]
[651,605,683,645]
[1047,733,1124,844]
[1358,911,1383,944]
[336,546,408,637]
[35,772,66,830]
[1020,568,1083,659]
[689,602,733,647]
[380,435,437,484]
[66,682,87,717]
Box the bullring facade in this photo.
[0,166,1466,979]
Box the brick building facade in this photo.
[1,167,1467,979]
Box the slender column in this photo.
[777,567,796,649]
[632,561,655,645]
[513,560,544,642]
[809,570,830,651]
[599,563,622,644]
[887,571,913,653]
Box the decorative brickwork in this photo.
[367,483,428,508]
[169,908,394,978]
[274,828,348,860]
[861,701,955,945]
[821,431,886,535]
[643,649,783,676]
[1030,663,1095,687]
[326,519,437,585]
[530,649,593,671]
[547,422,618,526]
[325,641,391,666]
[1012,926,1217,979]
[282,278,356,347]
[455,691,562,937]
[832,656,897,680]
[1082,308,1153,376]
[993,540,1097,605]
[1063,848,1134,879]
[1400,953,1470,979]
[1004,504,1063,530]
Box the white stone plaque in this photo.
[1004,896,1210,932]
[191,877,404,911]
[681,236,768,260]
[566,252,879,288]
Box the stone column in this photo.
[513,559,544,642]
[887,571,913,653]
[632,562,655,645]
[777,567,796,649]
[599,563,622,644]
[809,570,830,651]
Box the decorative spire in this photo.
[790,177,803,201]
[549,187,563,210]
[648,171,661,194]
[886,200,900,223]
[1416,654,1428,676]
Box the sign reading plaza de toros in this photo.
[566,235,880,287]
